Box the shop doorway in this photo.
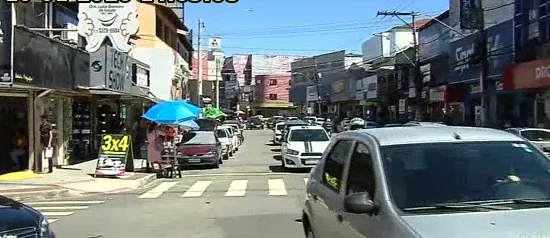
[0,97,29,174]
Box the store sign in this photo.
[0,1,13,85]
[306,85,318,102]
[419,15,450,61]
[77,2,138,53]
[459,0,482,29]
[95,134,132,176]
[429,86,446,102]
[507,58,550,90]
[364,75,378,100]
[90,45,130,91]
[332,81,344,93]
[449,20,514,83]
[132,63,149,88]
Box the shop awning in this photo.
[77,86,161,103]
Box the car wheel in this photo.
[213,159,220,169]
[223,153,229,160]
[219,156,223,164]
[229,151,233,156]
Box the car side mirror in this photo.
[344,192,377,215]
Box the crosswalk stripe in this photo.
[268,179,287,196]
[34,206,89,210]
[25,201,104,205]
[182,181,212,197]
[139,181,179,199]
[225,180,248,197]
[47,219,58,224]
[304,178,308,184]
[40,211,74,216]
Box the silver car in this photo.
[506,128,550,156]
[303,126,550,238]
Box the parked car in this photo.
[215,127,233,159]
[272,122,285,145]
[267,116,284,129]
[281,125,330,169]
[177,131,223,168]
[218,125,239,152]
[303,126,550,238]
[247,117,264,130]
[506,128,550,156]
[0,196,55,237]
[224,123,243,144]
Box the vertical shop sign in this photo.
[95,134,133,176]
[0,1,13,85]
[78,2,139,53]
[459,0,482,29]
[106,46,129,91]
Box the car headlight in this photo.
[39,218,51,237]
[287,149,300,155]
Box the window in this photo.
[215,129,227,138]
[289,80,292,86]
[15,3,46,28]
[269,94,278,100]
[269,79,278,85]
[322,140,353,192]
[346,143,376,199]
[520,129,550,141]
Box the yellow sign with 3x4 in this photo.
[101,134,130,157]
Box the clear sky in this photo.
[184,0,449,56]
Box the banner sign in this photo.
[459,0,482,29]
[0,1,13,85]
[95,134,133,176]
[78,2,139,53]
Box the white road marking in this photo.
[268,179,287,196]
[225,180,248,197]
[182,181,212,198]
[47,219,58,223]
[40,211,74,216]
[138,181,179,199]
[304,178,308,184]
[33,206,89,210]
[25,201,104,205]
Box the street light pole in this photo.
[197,19,204,106]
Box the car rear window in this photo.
[276,124,284,131]
[181,132,216,144]
[521,130,550,141]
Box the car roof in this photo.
[289,125,325,131]
[275,122,286,126]
[338,126,522,146]
[508,127,550,132]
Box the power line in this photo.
[217,26,393,39]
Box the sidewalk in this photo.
[0,160,156,201]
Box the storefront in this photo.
[448,20,515,127]
[72,44,154,163]
[503,58,550,127]
[10,26,90,173]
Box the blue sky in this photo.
[184,0,449,56]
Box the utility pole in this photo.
[215,58,220,108]
[477,1,490,127]
[197,19,204,106]
[376,11,421,120]
[313,58,322,116]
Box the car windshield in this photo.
[521,130,550,141]
[216,129,227,138]
[276,124,284,131]
[230,125,239,132]
[382,142,550,210]
[288,129,329,141]
[249,118,262,123]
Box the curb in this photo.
[4,188,73,201]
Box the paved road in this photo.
[29,129,310,238]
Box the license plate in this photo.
[304,160,318,165]
[188,158,201,163]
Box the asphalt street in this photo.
[25,129,310,238]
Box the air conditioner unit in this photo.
[61,23,79,44]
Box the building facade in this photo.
[252,75,293,116]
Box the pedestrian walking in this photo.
[40,115,54,173]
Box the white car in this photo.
[218,125,239,153]
[272,122,285,145]
[215,128,233,159]
[224,123,243,146]
[281,125,331,169]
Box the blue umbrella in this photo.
[143,100,201,124]
[175,120,200,130]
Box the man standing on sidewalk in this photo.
[40,115,53,173]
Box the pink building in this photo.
[253,75,294,116]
